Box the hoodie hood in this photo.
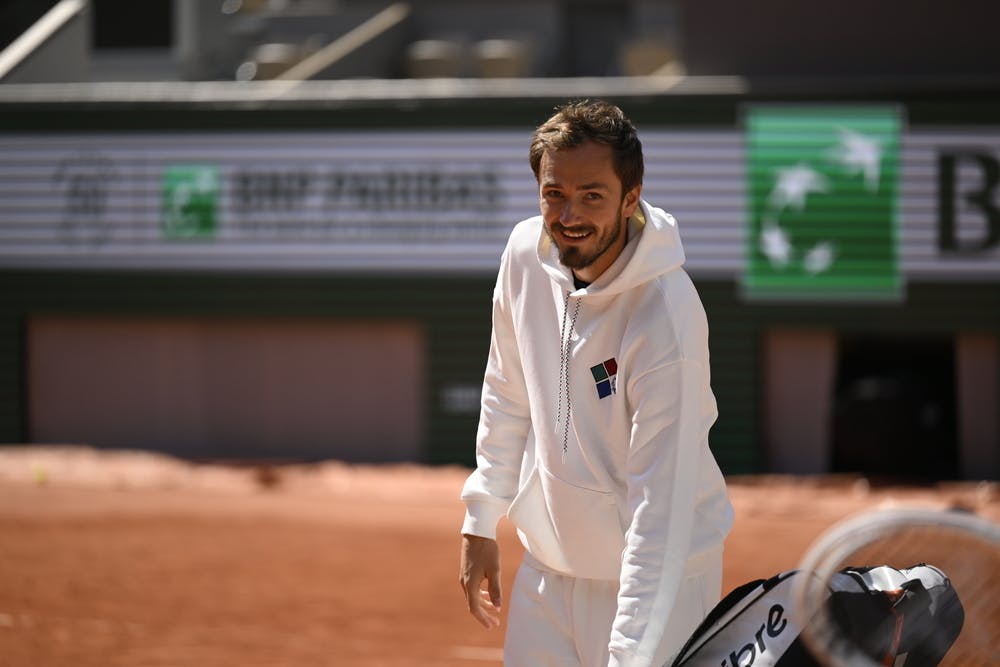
[537,200,687,296]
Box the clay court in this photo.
[0,446,996,667]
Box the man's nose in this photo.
[559,200,576,223]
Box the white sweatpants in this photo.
[503,546,723,667]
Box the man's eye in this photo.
[545,190,563,199]
[585,192,603,200]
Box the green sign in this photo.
[744,106,902,300]
[161,165,219,239]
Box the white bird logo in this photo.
[828,127,883,192]
[759,218,792,268]
[768,163,829,212]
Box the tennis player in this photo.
[458,99,734,667]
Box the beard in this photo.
[546,200,626,271]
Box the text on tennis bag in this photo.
[721,603,788,667]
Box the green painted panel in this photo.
[1,272,997,473]
[744,106,903,301]
[0,271,496,465]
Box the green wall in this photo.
[0,271,493,465]
[3,271,997,473]
[700,282,1000,475]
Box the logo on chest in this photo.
[589,358,618,399]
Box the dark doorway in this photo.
[832,336,958,481]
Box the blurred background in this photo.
[0,0,998,481]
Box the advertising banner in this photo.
[1,123,998,288]
[744,106,903,300]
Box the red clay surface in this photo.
[0,446,996,667]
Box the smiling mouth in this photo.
[557,227,592,240]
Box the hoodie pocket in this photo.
[507,465,626,581]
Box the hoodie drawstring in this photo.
[557,291,581,462]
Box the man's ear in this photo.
[623,186,641,217]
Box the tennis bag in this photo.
[670,564,964,667]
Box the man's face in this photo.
[538,141,640,284]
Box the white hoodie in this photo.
[461,201,734,667]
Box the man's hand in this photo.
[459,534,502,629]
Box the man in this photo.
[459,99,733,667]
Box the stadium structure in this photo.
[0,0,998,480]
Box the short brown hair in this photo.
[529,99,644,196]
